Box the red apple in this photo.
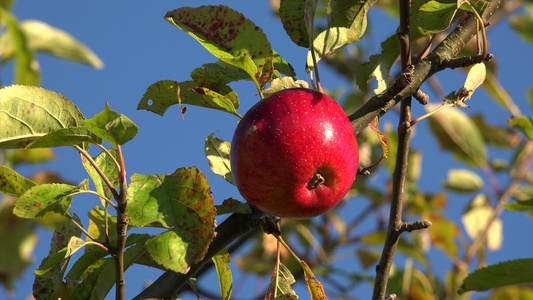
[230,88,359,219]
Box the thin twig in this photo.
[74,145,120,202]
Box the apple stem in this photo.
[308,172,325,189]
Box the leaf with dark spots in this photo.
[0,85,86,149]
[165,5,276,87]
[0,164,36,197]
[138,80,240,118]
[127,167,216,273]
[13,183,81,218]
[279,0,309,47]
[33,215,82,300]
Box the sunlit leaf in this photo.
[0,8,39,85]
[127,167,216,273]
[81,148,120,203]
[442,168,483,193]
[27,127,101,149]
[13,181,88,218]
[138,80,240,117]
[307,0,376,68]
[459,258,533,294]
[301,260,328,299]
[0,164,36,196]
[213,249,233,300]
[427,104,488,166]
[461,194,502,251]
[0,85,85,149]
[356,35,398,94]
[0,20,103,68]
[262,77,309,98]
[82,103,138,147]
[205,132,234,185]
[165,5,275,88]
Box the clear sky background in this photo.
[1,1,532,299]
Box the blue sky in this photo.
[2,1,532,299]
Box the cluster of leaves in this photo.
[1,0,533,300]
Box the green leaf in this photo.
[266,262,298,299]
[0,20,103,68]
[215,198,252,215]
[442,169,483,193]
[138,80,240,117]
[262,77,309,98]
[165,5,275,88]
[34,236,86,277]
[459,258,533,294]
[482,66,518,113]
[205,132,234,185]
[190,87,243,118]
[427,104,488,166]
[81,148,120,202]
[13,182,85,218]
[508,116,533,141]
[0,8,39,85]
[11,148,56,165]
[417,0,489,34]
[426,214,460,258]
[356,35,399,94]
[212,248,233,300]
[503,199,533,212]
[461,194,502,250]
[71,243,146,300]
[0,164,36,196]
[307,0,376,68]
[279,0,309,47]
[417,1,459,33]
[0,199,38,289]
[0,85,86,149]
[509,4,533,42]
[127,167,216,273]
[301,260,328,299]
[471,115,520,148]
[82,103,138,147]
[33,215,82,300]
[27,127,102,149]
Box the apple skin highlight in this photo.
[230,88,359,219]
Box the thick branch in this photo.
[350,0,504,135]
[372,0,413,297]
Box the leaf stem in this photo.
[75,145,120,202]
[410,103,454,126]
[68,215,108,250]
